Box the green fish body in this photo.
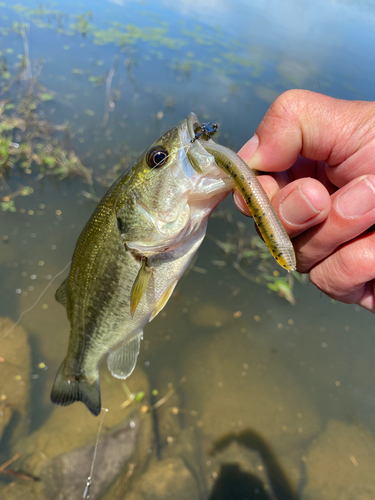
[51,116,233,416]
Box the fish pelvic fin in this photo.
[150,280,178,322]
[50,361,101,417]
[130,257,152,318]
[108,331,143,379]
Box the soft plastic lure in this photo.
[186,113,296,272]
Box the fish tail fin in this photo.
[50,361,101,417]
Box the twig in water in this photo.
[147,376,187,412]
[20,21,32,82]
[102,68,115,127]
[233,261,259,284]
[0,453,38,482]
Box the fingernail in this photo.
[336,177,375,218]
[238,134,259,162]
[280,185,321,225]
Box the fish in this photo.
[51,112,295,416]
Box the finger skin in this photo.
[240,90,375,186]
[236,90,375,311]
[309,233,375,312]
[294,175,375,272]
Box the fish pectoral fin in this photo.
[55,278,68,307]
[107,331,143,379]
[50,360,101,417]
[150,280,178,321]
[130,257,153,318]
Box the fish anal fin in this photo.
[55,278,68,307]
[150,280,178,321]
[108,331,143,379]
[50,361,101,416]
[130,257,152,318]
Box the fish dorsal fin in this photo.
[107,331,143,379]
[130,257,152,318]
[55,278,68,307]
[150,280,178,321]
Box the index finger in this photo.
[239,90,375,184]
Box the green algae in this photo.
[4,1,270,85]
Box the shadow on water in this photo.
[209,429,300,500]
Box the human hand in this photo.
[235,90,375,312]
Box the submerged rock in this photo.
[0,317,31,444]
[304,420,375,500]
[125,457,200,500]
[2,481,41,500]
[184,326,321,447]
[6,366,152,500]
[182,326,321,493]
[42,413,141,500]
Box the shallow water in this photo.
[1,0,375,498]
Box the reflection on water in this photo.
[1,0,375,498]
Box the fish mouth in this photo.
[178,115,233,200]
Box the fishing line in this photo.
[83,407,109,499]
[0,260,71,343]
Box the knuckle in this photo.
[267,89,309,123]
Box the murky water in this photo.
[1,0,375,498]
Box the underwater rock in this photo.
[2,414,143,500]
[303,420,375,500]
[2,481,41,500]
[125,457,200,500]
[8,366,152,499]
[0,406,12,443]
[183,326,321,448]
[41,413,141,500]
[182,326,321,492]
[0,317,31,443]
[16,271,72,368]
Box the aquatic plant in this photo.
[209,216,299,304]
[0,19,93,211]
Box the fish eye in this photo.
[146,147,168,168]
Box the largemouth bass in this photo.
[51,113,295,416]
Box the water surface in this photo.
[1,0,375,497]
